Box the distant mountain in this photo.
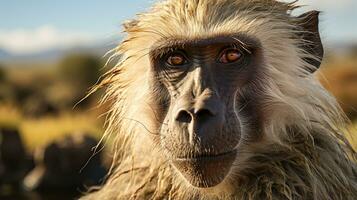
[0,48,11,60]
[2,39,355,65]
[0,39,118,64]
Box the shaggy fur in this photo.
[82,0,357,199]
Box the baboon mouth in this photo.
[172,150,237,188]
[175,150,237,161]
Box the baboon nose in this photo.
[173,91,225,143]
[195,108,215,125]
[176,109,193,123]
[175,108,215,125]
[174,105,224,140]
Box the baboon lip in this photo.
[174,149,237,161]
[172,150,237,188]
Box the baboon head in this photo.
[143,2,323,188]
[102,0,329,191]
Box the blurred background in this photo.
[0,0,356,199]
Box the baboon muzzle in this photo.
[166,89,238,187]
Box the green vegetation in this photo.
[0,53,356,153]
[51,54,104,110]
[0,54,107,152]
[58,54,102,89]
[0,65,5,82]
[1,54,104,117]
[0,65,11,102]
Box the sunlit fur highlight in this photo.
[81,0,357,199]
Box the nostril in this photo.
[196,109,214,124]
[176,110,192,123]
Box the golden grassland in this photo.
[0,104,104,151]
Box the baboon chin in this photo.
[82,0,357,199]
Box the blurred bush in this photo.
[57,54,102,91]
[0,65,5,83]
[0,54,104,117]
[0,65,9,102]
[54,54,103,109]
[22,95,59,118]
[2,71,57,117]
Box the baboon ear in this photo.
[297,11,324,73]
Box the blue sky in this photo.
[0,0,152,36]
[0,0,356,54]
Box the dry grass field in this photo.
[0,104,104,151]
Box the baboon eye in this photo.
[219,48,243,64]
[166,52,187,66]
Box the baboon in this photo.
[83,0,357,199]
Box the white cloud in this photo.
[1,2,355,54]
[285,0,356,10]
[0,25,96,55]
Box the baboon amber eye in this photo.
[219,49,242,64]
[167,53,187,66]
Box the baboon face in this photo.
[141,2,323,189]
[149,35,262,187]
